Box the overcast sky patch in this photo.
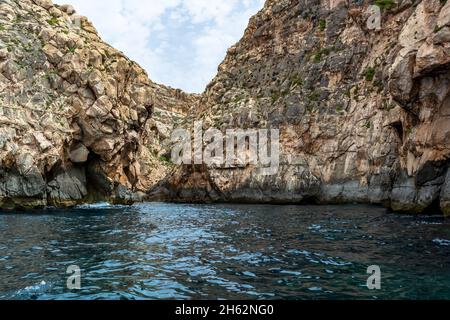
[54,0,264,93]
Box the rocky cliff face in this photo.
[158,0,450,215]
[0,0,197,209]
[1,0,449,215]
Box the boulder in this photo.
[47,167,87,206]
[69,143,90,163]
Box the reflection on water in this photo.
[0,203,449,300]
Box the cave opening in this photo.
[390,121,404,144]
[84,152,112,203]
[422,197,444,216]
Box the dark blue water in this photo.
[0,203,449,300]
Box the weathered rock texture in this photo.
[1,0,449,215]
[0,0,197,209]
[156,0,450,215]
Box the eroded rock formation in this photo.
[0,0,197,209]
[157,0,450,215]
[1,0,449,215]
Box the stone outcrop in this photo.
[1,0,449,215]
[155,0,450,215]
[0,0,197,209]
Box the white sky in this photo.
[53,0,265,93]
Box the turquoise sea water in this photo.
[0,203,449,300]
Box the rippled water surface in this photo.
[0,203,450,300]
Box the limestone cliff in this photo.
[1,0,449,215]
[157,0,450,215]
[0,0,197,209]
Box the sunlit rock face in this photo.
[157,0,450,215]
[1,0,449,214]
[0,0,198,208]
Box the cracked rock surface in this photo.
[0,0,197,208]
[1,0,449,215]
[157,0,450,215]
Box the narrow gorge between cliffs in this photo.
[0,0,450,301]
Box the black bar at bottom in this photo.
[0,300,448,319]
